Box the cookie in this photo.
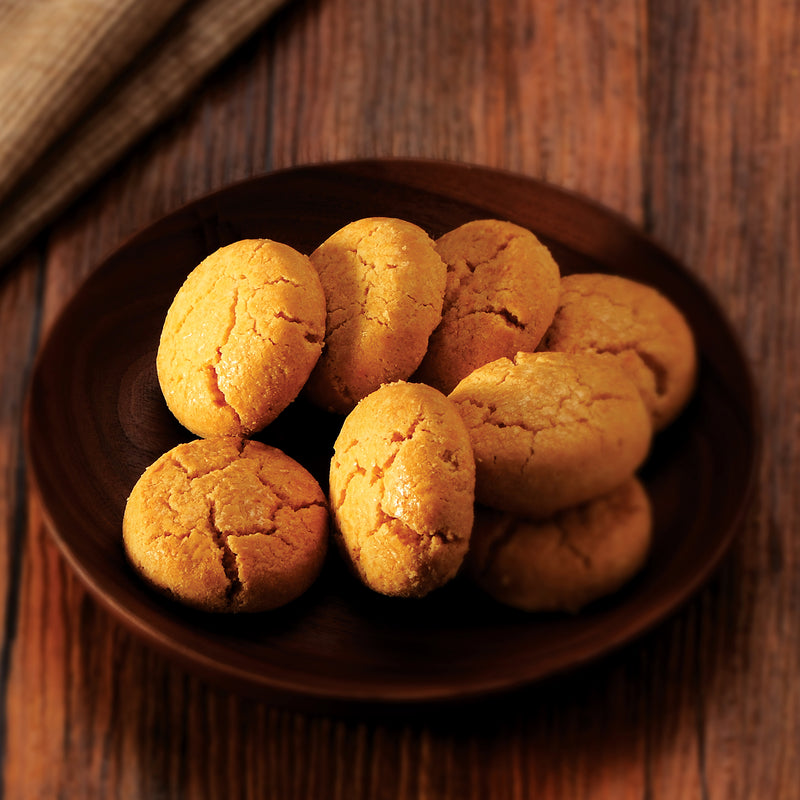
[304,217,447,414]
[540,272,697,430]
[123,437,329,612]
[156,239,326,438]
[448,351,652,518]
[328,381,476,598]
[467,477,652,613]
[415,219,561,394]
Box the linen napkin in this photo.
[0,0,289,267]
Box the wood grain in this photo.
[1,0,797,798]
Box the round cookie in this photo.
[415,219,561,394]
[448,351,652,518]
[123,437,329,613]
[156,239,326,438]
[467,477,652,613]
[540,272,697,430]
[329,381,476,598]
[304,217,447,414]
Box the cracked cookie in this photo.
[329,381,476,598]
[156,238,326,438]
[448,351,652,518]
[466,477,652,613]
[304,217,447,414]
[540,272,697,430]
[414,219,561,394]
[123,437,329,612]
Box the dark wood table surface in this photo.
[1,1,797,797]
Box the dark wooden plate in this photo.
[25,159,760,710]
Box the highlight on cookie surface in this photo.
[156,238,327,438]
[539,272,697,430]
[328,381,476,599]
[448,351,652,519]
[304,217,447,414]
[122,437,329,613]
[415,218,561,394]
[466,477,652,613]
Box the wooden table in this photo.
[1,1,796,797]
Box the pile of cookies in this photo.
[122,216,697,615]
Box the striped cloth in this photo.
[0,0,288,266]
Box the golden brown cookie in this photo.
[156,239,326,438]
[304,217,447,414]
[329,381,476,598]
[540,272,697,430]
[123,437,329,613]
[448,351,652,518]
[415,219,561,394]
[467,477,652,613]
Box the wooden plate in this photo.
[25,159,760,709]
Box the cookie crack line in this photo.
[272,309,323,341]
[404,292,437,308]
[205,360,243,428]
[597,344,670,397]
[458,232,516,275]
[582,341,671,398]
[396,411,426,443]
[258,274,303,289]
[453,396,591,438]
[364,411,428,487]
[354,242,382,279]
[456,305,526,329]
[322,297,375,340]
[218,286,239,356]
[245,238,270,267]
[332,462,366,507]
[253,469,328,512]
[554,519,593,570]
[208,499,243,604]
[368,453,395,487]
[168,439,245,481]
[237,294,322,346]
[374,504,462,545]
[337,414,432,522]
[204,286,248,426]
[169,270,233,341]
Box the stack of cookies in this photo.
[123,216,697,615]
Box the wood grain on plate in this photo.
[24,160,759,709]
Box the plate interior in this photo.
[25,160,760,707]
